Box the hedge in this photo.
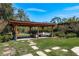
[0,34,13,43]
[66,33,77,38]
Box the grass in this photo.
[0,37,79,56]
[46,49,76,56]
[7,40,38,56]
[33,37,79,49]
[32,37,79,56]
[0,43,4,56]
[0,40,38,56]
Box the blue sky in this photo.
[13,3,79,22]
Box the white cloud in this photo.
[26,8,46,12]
[56,14,66,17]
[56,12,79,18]
[64,5,79,10]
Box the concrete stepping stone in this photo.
[22,53,33,56]
[30,42,35,44]
[51,46,61,50]
[44,49,51,52]
[4,47,10,51]
[29,41,36,45]
[61,49,68,52]
[27,40,32,42]
[36,51,47,56]
[29,43,36,46]
[10,48,16,55]
[31,46,39,50]
[3,47,15,56]
[3,50,11,55]
[71,47,79,55]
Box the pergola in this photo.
[8,20,55,40]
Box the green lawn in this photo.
[33,37,79,49]
[0,37,79,56]
[33,37,79,56]
[46,49,76,56]
[7,40,38,56]
[0,40,38,56]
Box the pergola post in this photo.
[37,26,40,38]
[29,26,32,37]
[29,26,32,31]
[51,26,54,37]
[12,25,17,41]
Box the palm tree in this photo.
[24,15,30,21]
[62,18,67,23]
[72,16,79,21]
[17,9,25,21]
[66,16,79,22]
[16,8,30,21]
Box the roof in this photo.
[8,20,55,27]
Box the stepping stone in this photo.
[31,46,39,50]
[29,42,36,46]
[61,49,68,52]
[30,42,35,44]
[4,48,10,51]
[3,50,11,55]
[22,53,33,56]
[36,51,47,56]
[29,43,36,46]
[51,46,61,50]
[44,49,51,52]
[28,41,36,46]
[71,47,79,55]
[10,48,16,55]
[27,40,32,42]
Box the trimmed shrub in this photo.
[0,34,13,43]
[66,33,77,38]
[0,35,4,42]
[54,32,65,37]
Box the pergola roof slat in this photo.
[8,20,55,27]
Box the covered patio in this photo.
[8,20,55,40]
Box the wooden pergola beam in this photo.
[8,20,55,27]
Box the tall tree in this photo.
[50,17,62,24]
[62,18,67,23]
[0,3,14,20]
[16,8,30,21]
[66,16,79,22]
[24,15,30,21]
[17,9,25,21]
